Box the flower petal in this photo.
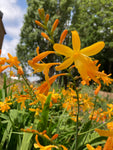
[32,51,55,63]
[95,128,113,137]
[53,44,73,57]
[71,30,81,52]
[80,41,105,56]
[55,57,73,71]
[86,144,95,150]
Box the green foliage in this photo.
[38,94,51,131]
[71,0,113,76]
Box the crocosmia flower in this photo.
[53,30,113,95]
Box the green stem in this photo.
[75,89,80,150]
[79,118,112,136]
[90,95,98,121]
[22,75,36,100]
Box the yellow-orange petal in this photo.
[81,41,105,56]
[94,83,101,95]
[71,30,81,52]
[53,44,73,57]
[37,73,66,95]
[95,128,113,137]
[55,57,73,71]
[60,145,68,150]
[35,135,43,148]
[59,29,68,44]
[86,144,95,150]
[0,65,10,73]
[103,137,113,150]
[32,51,55,63]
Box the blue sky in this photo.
[0,0,27,57]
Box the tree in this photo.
[70,0,113,75]
[16,0,74,79]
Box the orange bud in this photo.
[51,19,59,33]
[17,66,24,75]
[41,32,50,40]
[51,134,59,140]
[38,8,45,20]
[42,130,47,134]
[36,46,39,55]
[59,29,68,44]
[45,14,49,23]
[94,84,101,95]
[49,101,53,107]
[35,20,45,28]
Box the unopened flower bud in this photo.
[60,29,68,44]
[51,19,59,33]
[38,8,45,20]
[35,20,45,29]
[45,14,49,24]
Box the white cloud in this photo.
[2,38,18,57]
[0,0,26,57]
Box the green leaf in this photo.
[1,120,13,149]
[38,94,51,131]
[3,74,7,97]
[20,132,33,150]
[76,120,92,150]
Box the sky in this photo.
[0,0,27,57]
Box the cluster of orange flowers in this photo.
[21,128,67,150]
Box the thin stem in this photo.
[90,95,98,121]
[75,89,80,150]
[22,75,36,100]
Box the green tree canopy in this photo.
[71,0,113,75]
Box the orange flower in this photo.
[0,49,1,55]
[37,73,66,95]
[31,51,55,63]
[17,66,24,75]
[53,30,113,95]
[34,135,58,150]
[0,97,12,113]
[7,53,20,67]
[16,95,30,110]
[28,61,59,84]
